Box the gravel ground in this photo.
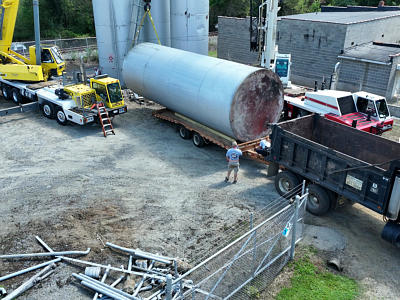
[0,98,399,299]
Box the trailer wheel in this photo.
[2,85,12,100]
[11,88,22,104]
[42,102,55,119]
[275,171,301,198]
[307,184,331,216]
[55,108,68,126]
[178,125,191,139]
[193,133,205,147]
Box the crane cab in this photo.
[90,76,125,110]
[28,45,66,79]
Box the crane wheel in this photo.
[2,85,12,101]
[42,102,55,119]
[12,88,22,105]
[55,108,68,126]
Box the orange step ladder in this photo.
[92,102,115,137]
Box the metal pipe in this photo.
[106,242,173,264]
[35,236,53,252]
[74,273,139,300]
[133,261,155,297]
[0,248,91,259]
[32,0,41,65]
[63,257,166,280]
[93,264,111,300]
[79,280,130,300]
[0,258,61,282]
[290,195,300,260]
[3,263,56,300]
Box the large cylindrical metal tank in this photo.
[112,0,141,82]
[170,0,209,55]
[141,0,171,46]
[93,0,117,78]
[123,43,283,141]
[93,0,141,82]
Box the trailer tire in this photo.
[193,133,205,147]
[55,108,68,126]
[11,88,22,104]
[178,125,191,139]
[42,102,55,119]
[2,85,12,100]
[275,171,301,199]
[307,184,331,216]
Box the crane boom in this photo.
[0,0,19,53]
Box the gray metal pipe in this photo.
[74,273,139,300]
[0,258,61,282]
[32,0,41,65]
[0,248,91,259]
[106,242,173,264]
[3,263,55,300]
[123,43,284,141]
[79,280,130,300]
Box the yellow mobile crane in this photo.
[0,0,127,136]
[0,0,65,81]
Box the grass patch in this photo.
[208,50,217,57]
[276,257,358,300]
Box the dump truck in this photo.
[264,115,400,247]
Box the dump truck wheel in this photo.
[42,102,55,119]
[178,125,191,139]
[2,85,12,100]
[55,108,68,126]
[275,171,300,199]
[192,133,205,147]
[307,184,331,216]
[12,88,22,104]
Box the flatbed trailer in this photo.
[0,78,127,126]
[153,108,269,164]
[265,115,400,247]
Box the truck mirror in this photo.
[352,120,357,128]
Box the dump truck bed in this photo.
[267,115,400,215]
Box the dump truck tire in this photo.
[307,184,331,216]
[275,171,301,199]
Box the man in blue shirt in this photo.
[225,141,242,184]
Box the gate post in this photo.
[290,195,300,260]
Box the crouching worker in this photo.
[225,141,242,184]
[255,139,270,156]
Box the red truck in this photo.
[283,90,393,135]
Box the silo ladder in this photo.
[92,102,115,137]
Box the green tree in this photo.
[210,0,249,30]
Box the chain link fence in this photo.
[12,37,97,55]
[168,184,308,300]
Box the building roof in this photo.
[339,42,400,64]
[280,11,400,24]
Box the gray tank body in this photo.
[170,0,209,55]
[123,43,283,141]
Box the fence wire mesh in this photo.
[176,185,307,300]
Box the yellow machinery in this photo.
[62,75,125,111]
[0,0,65,81]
